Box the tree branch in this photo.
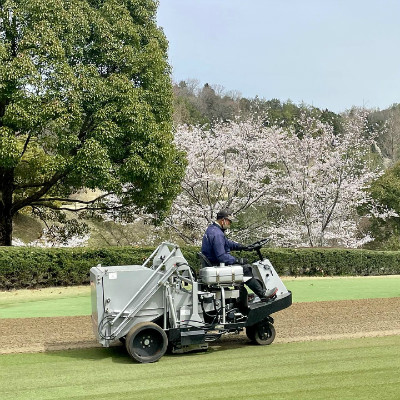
[31,192,113,205]
[20,133,32,159]
[30,202,124,213]
[11,170,69,213]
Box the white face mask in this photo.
[221,219,231,232]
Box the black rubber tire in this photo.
[246,321,276,345]
[125,322,168,363]
[246,325,256,342]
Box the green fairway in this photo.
[284,275,400,302]
[0,335,399,400]
[1,275,399,319]
[0,286,90,319]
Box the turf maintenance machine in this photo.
[90,240,292,363]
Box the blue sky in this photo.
[157,0,400,113]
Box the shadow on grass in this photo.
[44,335,252,364]
[45,343,134,364]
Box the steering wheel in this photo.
[245,238,271,251]
[244,238,271,261]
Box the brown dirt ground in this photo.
[1,297,399,355]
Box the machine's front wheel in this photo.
[246,321,276,345]
[125,322,168,363]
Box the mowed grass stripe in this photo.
[1,275,400,319]
[1,336,399,400]
[0,286,90,318]
[285,275,400,302]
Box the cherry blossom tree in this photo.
[167,110,384,247]
[266,110,381,247]
[165,120,279,243]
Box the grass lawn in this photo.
[0,276,399,399]
[1,275,399,319]
[1,335,399,400]
[0,286,90,319]
[284,275,400,302]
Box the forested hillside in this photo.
[173,79,400,167]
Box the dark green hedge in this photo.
[0,245,399,290]
[258,248,400,276]
[0,247,150,290]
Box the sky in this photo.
[157,0,400,113]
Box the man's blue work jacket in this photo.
[201,222,242,265]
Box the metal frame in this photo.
[90,241,293,359]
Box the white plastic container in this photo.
[199,266,244,285]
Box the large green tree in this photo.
[365,161,400,249]
[0,0,185,245]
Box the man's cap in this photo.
[216,209,236,222]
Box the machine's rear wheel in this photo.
[125,322,168,363]
[246,321,276,345]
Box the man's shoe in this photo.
[259,287,278,301]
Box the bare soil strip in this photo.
[1,297,399,355]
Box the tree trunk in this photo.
[0,211,13,246]
[0,168,14,246]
